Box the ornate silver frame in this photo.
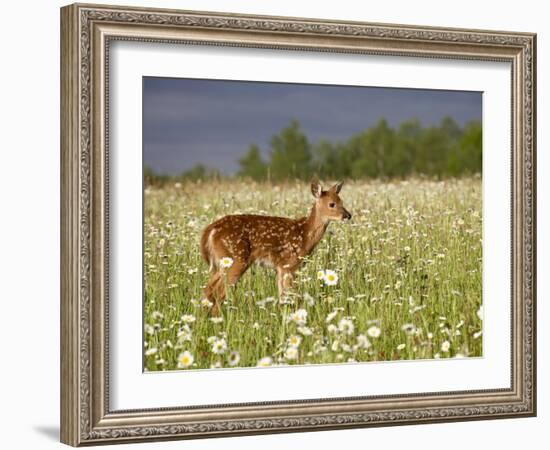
[60,3,536,446]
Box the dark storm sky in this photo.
[143,77,482,175]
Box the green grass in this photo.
[143,177,482,371]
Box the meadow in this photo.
[143,177,482,371]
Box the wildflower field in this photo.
[143,177,483,371]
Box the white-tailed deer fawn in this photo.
[200,179,351,314]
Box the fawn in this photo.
[200,179,352,314]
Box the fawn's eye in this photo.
[329,202,336,208]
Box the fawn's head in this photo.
[310,179,352,222]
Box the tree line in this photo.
[145,117,481,184]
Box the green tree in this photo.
[416,117,461,177]
[394,118,422,177]
[351,118,396,178]
[179,164,220,181]
[313,139,347,179]
[447,121,482,175]
[268,120,312,180]
[238,144,267,180]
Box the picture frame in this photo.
[60,2,536,446]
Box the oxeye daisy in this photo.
[284,346,299,360]
[176,351,194,368]
[401,323,416,335]
[257,357,273,367]
[356,334,371,349]
[303,292,315,306]
[323,270,339,286]
[338,318,354,336]
[441,340,451,352]
[201,298,213,308]
[228,351,240,366]
[211,338,227,354]
[151,311,164,321]
[367,325,381,338]
[220,257,234,268]
[288,309,308,326]
[477,305,483,321]
[181,314,196,324]
[287,335,302,348]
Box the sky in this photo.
[143,77,482,175]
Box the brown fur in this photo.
[200,180,351,314]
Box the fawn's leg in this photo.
[209,260,249,315]
[276,268,294,303]
[204,270,223,306]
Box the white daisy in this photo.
[145,347,158,356]
[176,351,194,368]
[341,343,352,353]
[338,318,355,336]
[401,323,417,335]
[288,309,308,326]
[323,270,339,286]
[284,346,299,360]
[151,311,164,321]
[367,326,381,338]
[228,351,240,367]
[441,340,451,352]
[257,357,273,367]
[211,338,227,355]
[297,326,313,336]
[325,310,338,323]
[220,257,234,268]
[356,334,371,349]
[287,335,302,348]
[327,324,338,335]
[397,343,406,351]
[477,305,483,321]
[201,298,213,308]
[316,270,326,280]
[303,292,315,306]
[181,314,196,324]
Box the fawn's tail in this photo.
[200,225,215,270]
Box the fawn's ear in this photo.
[311,178,323,198]
[331,181,344,194]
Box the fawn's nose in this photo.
[343,209,352,220]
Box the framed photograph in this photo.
[60,3,536,446]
